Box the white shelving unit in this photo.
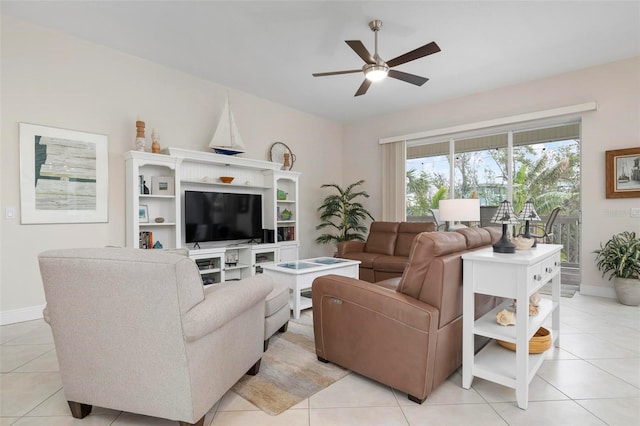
[125,152,180,249]
[461,244,562,410]
[125,149,301,261]
[263,170,300,245]
[252,244,278,274]
[190,248,225,286]
[190,244,280,285]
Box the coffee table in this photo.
[261,257,360,319]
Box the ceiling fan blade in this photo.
[388,69,429,86]
[354,79,372,97]
[312,69,362,77]
[345,40,375,64]
[387,41,441,68]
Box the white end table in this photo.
[261,257,360,319]
[461,244,562,410]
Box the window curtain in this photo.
[382,140,406,221]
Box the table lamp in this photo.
[490,200,519,253]
[439,199,480,230]
[518,200,541,247]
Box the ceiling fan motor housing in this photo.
[369,20,383,32]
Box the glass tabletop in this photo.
[278,262,319,270]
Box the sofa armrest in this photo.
[337,241,365,257]
[182,275,273,342]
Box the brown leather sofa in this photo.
[337,221,436,282]
[312,227,502,404]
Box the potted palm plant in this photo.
[316,179,375,246]
[594,231,640,306]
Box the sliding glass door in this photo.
[406,122,581,288]
[406,141,450,220]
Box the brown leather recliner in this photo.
[312,227,502,404]
[337,221,436,282]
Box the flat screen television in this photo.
[184,191,262,243]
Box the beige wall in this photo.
[0,16,341,323]
[344,56,640,298]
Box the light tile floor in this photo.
[1,293,638,425]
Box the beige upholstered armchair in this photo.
[38,248,273,426]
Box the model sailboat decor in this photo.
[208,98,246,155]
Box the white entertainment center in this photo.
[125,148,300,285]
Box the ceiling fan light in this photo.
[364,64,389,82]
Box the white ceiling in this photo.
[2,1,639,123]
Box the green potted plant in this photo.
[316,179,375,246]
[594,231,640,306]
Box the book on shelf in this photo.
[278,226,295,241]
[139,231,154,249]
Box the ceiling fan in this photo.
[312,19,441,97]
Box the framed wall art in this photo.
[151,176,174,195]
[605,147,640,198]
[19,123,108,223]
[139,205,149,223]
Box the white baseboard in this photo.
[579,284,616,299]
[0,304,45,325]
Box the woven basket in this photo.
[496,327,551,354]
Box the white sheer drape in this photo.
[381,140,406,221]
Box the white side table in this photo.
[461,244,562,410]
[262,257,360,319]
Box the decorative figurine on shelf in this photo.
[135,119,146,151]
[269,141,296,170]
[152,241,163,249]
[281,209,292,220]
[143,180,150,194]
[151,128,160,153]
[496,309,516,326]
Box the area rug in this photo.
[232,312,350,415]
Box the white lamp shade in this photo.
[439,199,480,222]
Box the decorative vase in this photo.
[283,153,291,170]
[614,277,640,306]
[135,120,146,151]
[151,128,160,153]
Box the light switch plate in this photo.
[631,207,640,218]
[5,207,16,219]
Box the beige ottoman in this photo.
[264,279,289,350]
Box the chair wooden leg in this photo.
[263,338,270,352]
[246,358,261,375]
[278,321,288,333]
[179,416,204,426]
[67,401,92,419]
